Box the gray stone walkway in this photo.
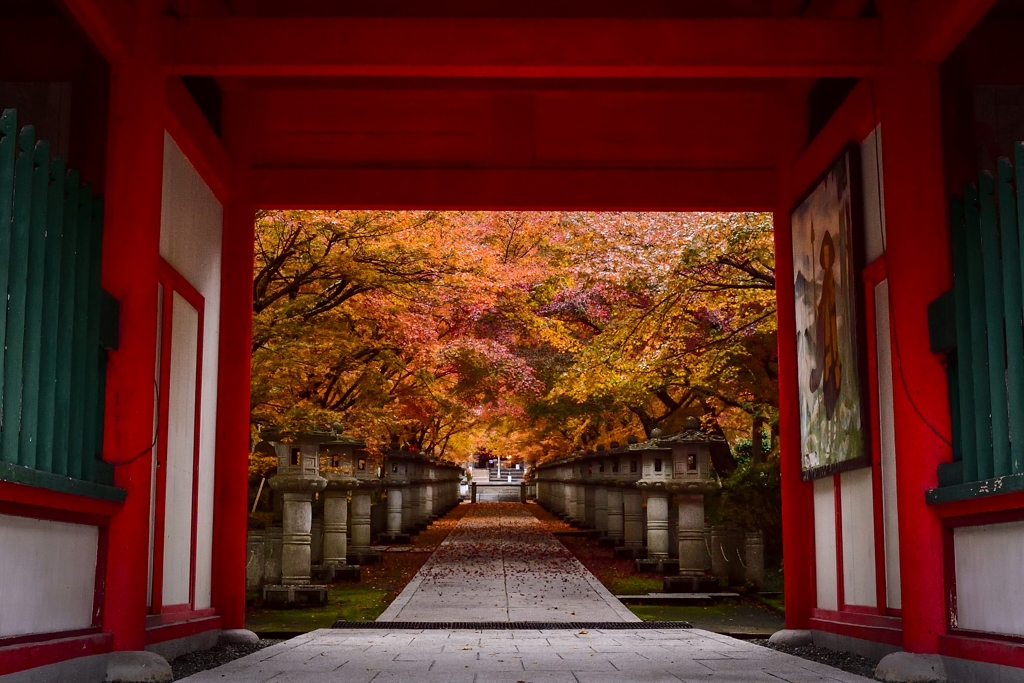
[377,503,638,623]
[180,628,876,682]
[179,502,874,682]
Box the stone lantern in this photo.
[572,452,587,527]
[614,436,645,559]
[582,449,597,529]
[657,417,721,592]
[264,434,328,607]
[633,430,676,574]
[345,438,382,565]
[318,429,363,581]
[599,442,624,548]
[593,445,610,538]
[380,445,412,544]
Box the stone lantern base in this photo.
[613,546,647,560]
[347,549,382,565]
[263,584,329,608]
[310,563,362,583]
[378,532,411,544]
[636,558,679,575]
[663,575,720,593]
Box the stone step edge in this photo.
[331,621,693,630]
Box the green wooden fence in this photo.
[942,143,1024,487]
[0,108,117,493]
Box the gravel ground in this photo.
[752,639,881,680]
[170,639,283,680]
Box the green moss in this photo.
[604,574,664,596]
[245,584,394,633]
[628,601,784,636]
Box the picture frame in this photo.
[791,144,871,480]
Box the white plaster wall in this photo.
[162,292,200,607]
[840,468,876,607]
[0,515,98,637]
[861,126,886,263]
[875,279,901,609]
[160,133,223,609]
[954,520,1024,636]
[813,477,838,610]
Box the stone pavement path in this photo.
[377,502,638,623]
[179,627,876,682]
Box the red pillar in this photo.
[875,61,952,653]
[210,193,255,630]
[775,89,815,630]
[99,4,164,652]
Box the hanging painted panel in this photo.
[792,145,870,479]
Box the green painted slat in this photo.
[997,158,1024,474]
[979,172,1011,477]
[964,183,995,480]
[35,157,65,473]
[67,184,94,481]
[1,126,37,466]
[1015,143,1024,469]
[52,170,80,476]
[0,461,125,502]
[0,110,16,420]
[950,198,977,480]
[82,198,104,475]
[18,141,51,470]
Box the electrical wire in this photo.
[110,378,160,467]
[868,81,953,448]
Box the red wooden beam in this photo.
[165,77,237,202]
[160,17,882,78]
[250,167,777,210]
[907,0,996,63]
[59,0,136,65]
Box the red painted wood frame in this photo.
[0,482,119,675]
[149,258,205,618]
[937,497,1024,651]
[812,256,899,619]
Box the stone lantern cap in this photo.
[268,433,328,494]
[631,424,721,493]
[315,432,367,490]
[614,435,643,485]
[383,445,418,486]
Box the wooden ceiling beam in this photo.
[160,17,882,78]
[250,167,777,211]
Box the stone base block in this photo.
[378,533,411,544]
[310,565,335,583]
[663,575,720,593]
[614,546,646,560]
[334,564,361,581]
[106,651,172,683]
[263,584,329,608]
[219,629,260,645]
[347,549,382,565]
[875,653,947,682]
[768,629,813,647]
[598,537,623,548]
[636,558,679,575]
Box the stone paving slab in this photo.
[178,628,876,682]
[377,503,638,623]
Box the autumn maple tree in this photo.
[250,210,777,467]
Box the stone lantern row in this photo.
[258,431,462,607]
[531,418,763,592]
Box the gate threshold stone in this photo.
[333,620,691,629]
[177,627,877,682]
